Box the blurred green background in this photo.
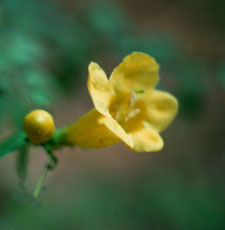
[0,0,225,229]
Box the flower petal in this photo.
[99,116,133,148]
[128,127,164,152]
[145,90,178,132]
[88,62,112,116]
[109,52,159,92]
[67,109,119,148]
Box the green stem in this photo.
[33,164,48,199]
[33,139,60,199]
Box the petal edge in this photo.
[88,62,112,116]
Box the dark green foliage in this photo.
[85,2,130,38]
[179,0,225,30]
[173,59,209,118]
[217,61,225,89]
[16,143,30,180]
[0,131,27,158]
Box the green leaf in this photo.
[17,143,29,180]
[216,62,225,89]
[0,131,27,158]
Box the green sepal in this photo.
[135,89,145,94]
[44,126,72,150]
[0,131,27,158]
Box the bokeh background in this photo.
[0,0,225,229]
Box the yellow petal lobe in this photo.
[67,109,119,148]
[129,127,164,152]
[88,62,112,116]
[109,52,159,92]
[145,90,178,132]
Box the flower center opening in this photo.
[109,91,146,133]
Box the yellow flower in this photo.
[67,52,178,152]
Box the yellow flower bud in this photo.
[23,110,55,144]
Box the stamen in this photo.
[130,92,136,107]
[115,110,121,120]
[125,108,141,122]
[113,102,121,120]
